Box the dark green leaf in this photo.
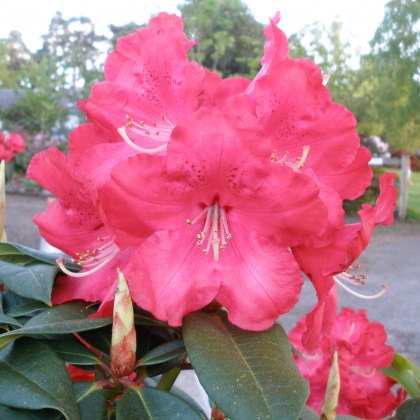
[74,382,107,420]
[183,312,309,420]
[0,302,112,350]
[0,260,58,304]
[144,352,186,378]
[78,325,112,355]
[137,340,186,366]
[5,300,49,317]
[116,386,205,419]
[0,338,80,419]
[392,398,420,420]
[47,338,101,365]
[0,404,61,419]
[0,313,22,327]
[134,313,171,328]
[382,353,420,398]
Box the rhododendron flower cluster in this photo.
[0,131,26,162]
[289,308,405,419]
[27,12,397,346]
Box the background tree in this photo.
[288,20,356,106]
[37,12,105,100]
[0,31,31,89]
[179,0,264,78]
[362,0,419,152]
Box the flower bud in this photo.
[110,269,136,377]
[321,350,340,420]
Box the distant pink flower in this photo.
[289,308,405,419]
[7,133,26,153]
[0,131,26,162]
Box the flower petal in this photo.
[125,228,221,326]
[216,219,303,330]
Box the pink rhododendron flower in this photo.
[27,12,223,315]
[98,13,395,330]
[289,308,406,419]
[28,12,397,336]
[27,147,129,316]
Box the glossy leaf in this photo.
[5,300,49,317]
[74,382,107,420]
[0,338,80,420]
[0,302,112,350]
[0,259,58,304]
[47,338,102,366]
[137,339,186,366]
[116,386,205,419]
[382,353,420,397]
[183,312,309,420]
[0,242,75,267]
[144,352,186,378]
[0,313,22,327]
[392,398,420,420]
[0,405,61,419]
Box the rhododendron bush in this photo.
[0,12,418,420]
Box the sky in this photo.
[0,0,389,55]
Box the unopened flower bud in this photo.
[110,269,136,377]
[321,350,340,420]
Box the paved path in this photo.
[5,193,420,364]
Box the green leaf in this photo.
[0,260,58,304]
[0,242,75,267]
[392,398,420,420]
[0,338,80,420]
[77,326,112,355]
[46,338,102,366]
[137,340,186,366]
[74,382,106,420]
[144,352,186,378]
[183,312,309,420]
[382,353,420,398]
[0,404,61,419]
[0,302,112,350]
[5,300,49,317]
[116,386,205,419]
[0,313,22,327]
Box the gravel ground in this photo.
[5,193,420,365]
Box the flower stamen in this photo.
[57,239,120,278]
[271,145,310,170]
[333,275,388,300]
[186,203,232,261]
[118,115,175,155]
